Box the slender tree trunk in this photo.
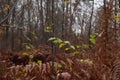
[114,0,117,40]
[9,0,17,51]
[40,0,45,44]
[119,0,120,28]
[104,0,108,51]
[88,0,94,46]
[11,8,15,51]
[62,0,65,39]
[51,0,55,75]
[5,0,10,50]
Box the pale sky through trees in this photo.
[16,0,104,35]
[72,0,104,34]
[94,0,103,8]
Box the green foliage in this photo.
[23,31,38,51]
[31,31,39,41]
[29,60,42,65]
[59,41,70,49]
[89,33,98,45]
[29,61,36,65]
[59,43,66,48]
[31,31,35,35]
[48,37,79,55]
[44,27,52,32]
[80,59,93,65]
[29,55,34,59]
[24,31,39,42]
[73,51,79,56]
[82,44,89,49]
[22,52,34,64]
[48,37,56,41]
[54,62,62,69]
[76,45,81,49]
[63,41,70,44]
[24,35,31,41]
[48,37,63,44]
[25,45,31,50]
[65,48,71,51]
[22,52,29,56]
[70,45,75,50]
[90,34,96,39]
[89,39,96,44]
[37,60,42,64]
[53,39,63,44]
[25,43,35,50]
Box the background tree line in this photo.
[0,0,119,51]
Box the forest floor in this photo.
[0,45,119,80]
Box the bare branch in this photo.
[0,0,20,26]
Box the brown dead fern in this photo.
[110,59,120,80]
[95,0,117,67]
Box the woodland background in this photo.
[0,0,105,51]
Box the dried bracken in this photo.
[0,1,120,80]
[110,59,120,80]
[56,72,71,80]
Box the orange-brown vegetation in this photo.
[0,0,120,80]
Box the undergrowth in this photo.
[0,0,120,80]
